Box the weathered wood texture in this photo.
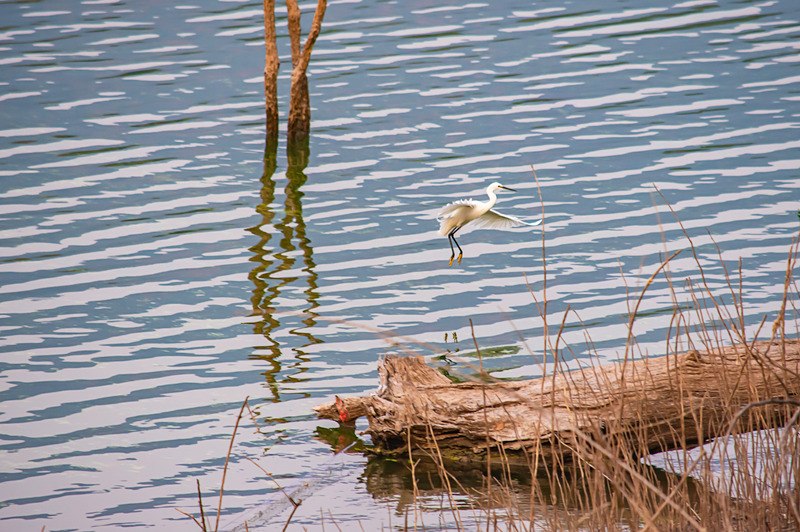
[315,340,800,464]
[262,0,279,142]
[262,0,326,144]
[286,0,326,145]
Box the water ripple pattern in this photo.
[0,0,797,529]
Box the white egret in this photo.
[437,182,542,266]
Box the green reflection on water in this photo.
[248,138,321,402]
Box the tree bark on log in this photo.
[262,0,326,145]
[315,340,800,466]
[286,0,326,147]
[285,0,302,67]
[262,0,279,143]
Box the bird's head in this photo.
[488,182,516,193]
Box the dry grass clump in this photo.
[385,190,800,531]
[180,189,799,531]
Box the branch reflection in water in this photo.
[315,424,708,532]
[248,137,321,402]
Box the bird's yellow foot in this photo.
[448,256,454,267]
[457,253,463,264]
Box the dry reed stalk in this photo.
[213,397,249,532]
[406,425,421,532]
[424,418,464,530]
[197,479,208,531]
[175,397,249,531]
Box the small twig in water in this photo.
[175,508,206,530]
[245,457,302,509]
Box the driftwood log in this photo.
[315,340,800,466]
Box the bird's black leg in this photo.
[451,227,464,265]
[447,231,456,266]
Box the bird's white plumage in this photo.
[437,182,541,236]
[437,181,541,265]
[469,209,541,230]
[437,199,480,220]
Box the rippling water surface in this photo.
[1,0,798,529]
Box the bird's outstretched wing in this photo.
[437,199,480,220]
[470,209,543,230]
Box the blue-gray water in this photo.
[0,0,798,529]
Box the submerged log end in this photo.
[314,394,371,422]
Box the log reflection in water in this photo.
[248,137,320,402]
[313,423,708,529]
[358,454,704,529]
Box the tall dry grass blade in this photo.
[619,249,682,383]
[197,479,208,531]
[769,234,800,371]
[406,426,420,532]
[468,317,494,532]
[530,166,548,379]
[424,419,463,530]
[214,397,249,532]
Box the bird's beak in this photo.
[500,185,516,192]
